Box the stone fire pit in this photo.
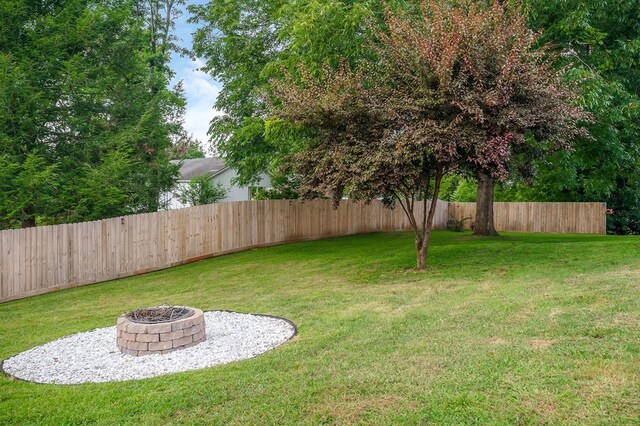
[3,310,296,384]
[116,306,206,356]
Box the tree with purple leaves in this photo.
[271,1,589,269]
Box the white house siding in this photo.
[162,170,271,210]
[216,168,251,202]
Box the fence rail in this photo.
[0,199,604,303]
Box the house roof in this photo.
[170,158,227,181]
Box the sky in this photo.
[169,0,222,153]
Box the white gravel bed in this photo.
[2,311,296,385]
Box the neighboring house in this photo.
[162,157,271,209]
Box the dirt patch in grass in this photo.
[386,354,444,381]
[528,339,556,350]
[519,393,558,419]
[514,305,537,323]
[612,312,640,327]
[310,394,416,423]
[565,268,640,289]
[339,301,417,319]
[489,337,509,346]
[573,361,639,420]
[548,308,563,320]
[603,268,640,279]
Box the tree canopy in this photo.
[6,0,638,238]
[176,175,228,206]
[518,0,640,234]
[454,0,640,235]
[272,1,587,269]
[190,0,382,188]
[0,0,188,228]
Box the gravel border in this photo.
[1,311,296,385]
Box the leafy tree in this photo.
[451,178,479,203]
[0,154,58,228]
[71,150,137,222]
[190,0,283,185]
[520,0,640,234]
[417,0,592,236]
[169,138,207,159]
[0,0,185,228]
[415,1,640,235]
[250,171,299,200]
[192,0,638,239]
[176,175,228,206]
[190,0,384,191]
[273,62,447,270]
[272,2,587,269]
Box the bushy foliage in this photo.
[446,217,470,232]
[0,0,186,228]
[190,0,383,186]
[521,0,640,234]
[271,1,588,269]
[176,175,228,207]
[251,173,300,200]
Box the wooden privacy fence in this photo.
[0,199,605,303]
[448,202,606,234]
[0,199,448,303]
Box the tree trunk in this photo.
[474,171,498,236]
[21,216,36,228]
[397,169,444,270]
[416,236,428,270]
[20,207,36,228]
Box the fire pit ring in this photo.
[116,306,206,356]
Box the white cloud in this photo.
[184,98,223,148]
[172,57,225,151]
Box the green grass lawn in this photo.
[0,231,638,425]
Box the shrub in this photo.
[446,217,471,232]
[176,175,228,207]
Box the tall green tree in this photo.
[190,0,384,188]
[0,0,185,228]
[193,0,639,237]
[515,0,640,234]
[273,2,586,269]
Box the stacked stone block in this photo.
[116,308,206,356]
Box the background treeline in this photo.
[0,0,198,229]
[191,0,640,234]
[2,1,639,234]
